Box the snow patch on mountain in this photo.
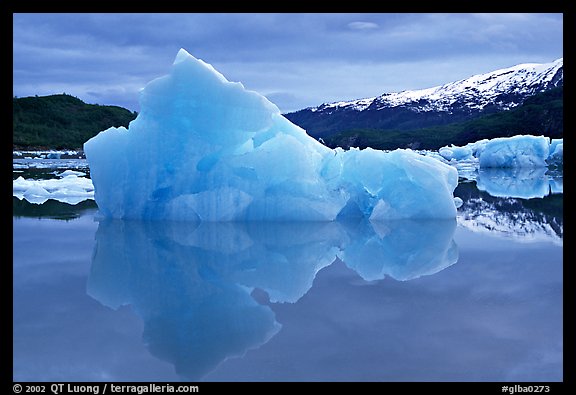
[308,58,563,114]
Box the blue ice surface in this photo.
[478,135,550,168]
[438,144,474,161]
[85,49,458,221]
[439,136,563,169]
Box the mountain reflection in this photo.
[455,180,563,244]
[87,218,458,380]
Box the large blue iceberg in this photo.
[85,49,458,221]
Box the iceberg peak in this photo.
[85,49,458,221]
[174,48,192,64]
[172,48,229,84]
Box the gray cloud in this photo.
[13,13,563,113]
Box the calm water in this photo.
[13,163,563,382]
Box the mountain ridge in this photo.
[285,58,563,139]
[319,86,563,150]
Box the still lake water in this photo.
[13,160,563,382]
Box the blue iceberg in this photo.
[85,49,458,221]
[438,145,474,161]
[478,135,550,168]
[439,136,563,169]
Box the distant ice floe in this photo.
[438,135,562,169]
[13,174,94,205]
[13,150,83,158]
[13,158,89,171]
[433,135,563,199]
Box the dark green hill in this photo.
[321,87,563,150]
[13,94,138,150]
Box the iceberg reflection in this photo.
[342,220,458,281]
[88,218,458,380]
[475,167,562,199]
[455,179,563,244]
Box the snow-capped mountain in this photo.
[285,58,563,138]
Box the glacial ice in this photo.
[438,145,473,161]
[439,136,563,169]
[12,174,94,205]
[84,49,458,221]
[434,135,563,199]
[478,135,550,168]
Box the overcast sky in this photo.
[12,13,563,113]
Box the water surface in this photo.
[13,164,563,382]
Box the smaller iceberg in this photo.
[12,174,94,205]
[438,136,562,169]
[438,145,474,161]
[478,135,550,168]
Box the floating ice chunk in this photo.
[85,49,458,221]
[454,197,463,208]
[56,169,86,178]
[12,175,94,205]
[549,139,563,156]
[478,135,550,168]
[438,136,561,169]
[439,144,473,161]
[21,184,51,204]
